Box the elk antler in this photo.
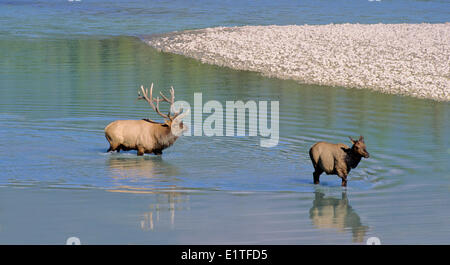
[137,83,182,121]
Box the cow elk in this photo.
[309,136,370,187]
[105,83,188,156]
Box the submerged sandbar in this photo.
[144,24,449,101]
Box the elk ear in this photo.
[349,136,356,144]
[359,135,364,142]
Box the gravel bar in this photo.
[144,24,450,101]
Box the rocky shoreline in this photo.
[144,24,449,101]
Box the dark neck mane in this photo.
[346,148,362,169]
[142,118,164,125]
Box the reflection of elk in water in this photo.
[140,192,190,231]
[107,156,179,179]
[106,157,188,231]
[309,192,368,243]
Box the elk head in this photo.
[349,136,370,158]
[138,83,189,136]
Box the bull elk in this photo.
[105,83,188,156]
[309,136,370,187]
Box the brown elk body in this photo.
[309,136,369,187]
[105,83,187,156]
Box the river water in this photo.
[0,0,449,244]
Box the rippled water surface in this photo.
[0,0,449,244]
[1,0,449,38]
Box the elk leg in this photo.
[137,146,145,156]
[337,170,348,187]
[313,168,323,184]
[341,177,347,187]
[108,143,119,153]
[153,149,162,155]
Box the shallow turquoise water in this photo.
[1,0,449,38]
[0,1,449,244]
